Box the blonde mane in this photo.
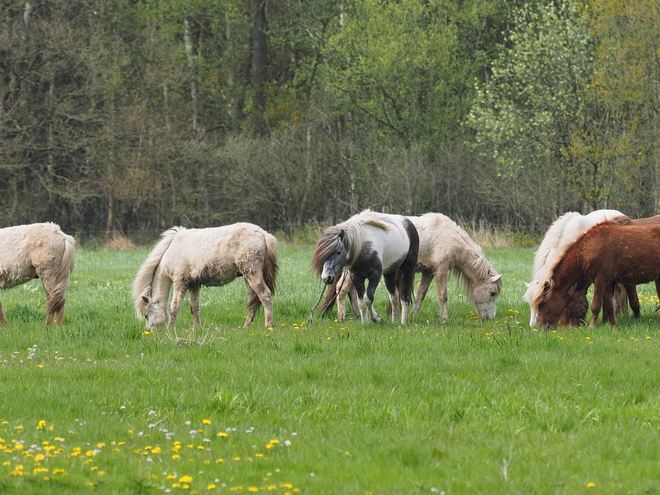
[132,227,181,316]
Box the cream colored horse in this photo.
[133,223,278,328]
[0,223,75,326]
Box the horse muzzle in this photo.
[322,274,336,285]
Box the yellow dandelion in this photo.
[586,482,596,488]
[202,419,212,425]
[179,475,193,483]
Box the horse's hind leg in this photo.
[0,299,7,326]
[621,284,640,318]
[244,275,273,327]
[413,269,433,313]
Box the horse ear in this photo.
[140,289,152,304]
[338,229,346,240]
[490,274,502,283]
[524,281,531,288]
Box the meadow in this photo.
[0,242,660,494]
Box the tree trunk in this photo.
[251,0,268,136]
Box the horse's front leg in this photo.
[189,286,201,328]
[351,278,370,324]
[589,278,613,327]
[383,272,401,324]
[413,268,433,313]
[169,283,188,326]
[0,299,9,326]
[622,283,640,318]
[336,271,353,321]
[601,283,617,326]
[434,264,450,319]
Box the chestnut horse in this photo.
[311,210,419,325]
[536,219,660,327]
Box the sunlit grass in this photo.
[0,244,659,493]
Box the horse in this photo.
[536,219,660,327]
[311,210,419,325]
[133,223,278,329]
[524,209,626,326]
[319,213,502,321]
[0,223,75,326]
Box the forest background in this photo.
[2,0,659,243]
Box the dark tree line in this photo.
[1,0,658,242]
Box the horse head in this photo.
[321,230,349,285]
[138,289,168,329]
[471,273,502,320]
[535,280,565,327]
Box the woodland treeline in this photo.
[2,0,659,240]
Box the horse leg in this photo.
[434,264,450,319]
[244,274,273,327]
[336,272,353,321]
[398,266,416,326]
[413,268,433,313]
[589,277,606,327]
[189,287,201,327]
[346,282,360,320]
[622,283,640,318]
[361,273,384,323]
[168,283,188,327]
[383,272,401,324]
[601,283,617,326]
[0,299,7,326]
[351,278,370,324]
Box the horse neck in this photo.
[454,240,491,289]
[151,265,173,306]
[548,249,584,292]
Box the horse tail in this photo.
[46,230,76,317]
[132,228,179,317]
[262,233,278,295]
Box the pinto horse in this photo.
[536,219,660,327]
[133,223,278,328]
[320,213,502,321]
[311,210,419,324]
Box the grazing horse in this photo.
[524,209,626,326]
[0,223,75,326]
[311,210,419,324]
[320,213,501,321]
[536,220,660,327]
[410,213,501,320]
[133,223,278,328]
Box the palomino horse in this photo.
[524,209,626,326]
[311,210,419,324]
[536,219,660,327]
[0,223,75,326]
[133,223,278,328]
[320,213,501,321]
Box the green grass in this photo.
[0,244,659,494]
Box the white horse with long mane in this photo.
[0,223,75,326]
[524,209,624,326]
[133,223,278,328]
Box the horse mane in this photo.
[132,227,182,316]
[46,228,76,317]
[529,212,582,282]
[311,210,390,275]
[446,217,502,299]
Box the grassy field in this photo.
[0,242,659,494]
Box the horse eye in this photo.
[491,292,497,297]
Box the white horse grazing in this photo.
[320,212,501,321]
[133,223,278,328]
[524,209,624,327]
[0,223,75,326]
[410,213,502,320]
